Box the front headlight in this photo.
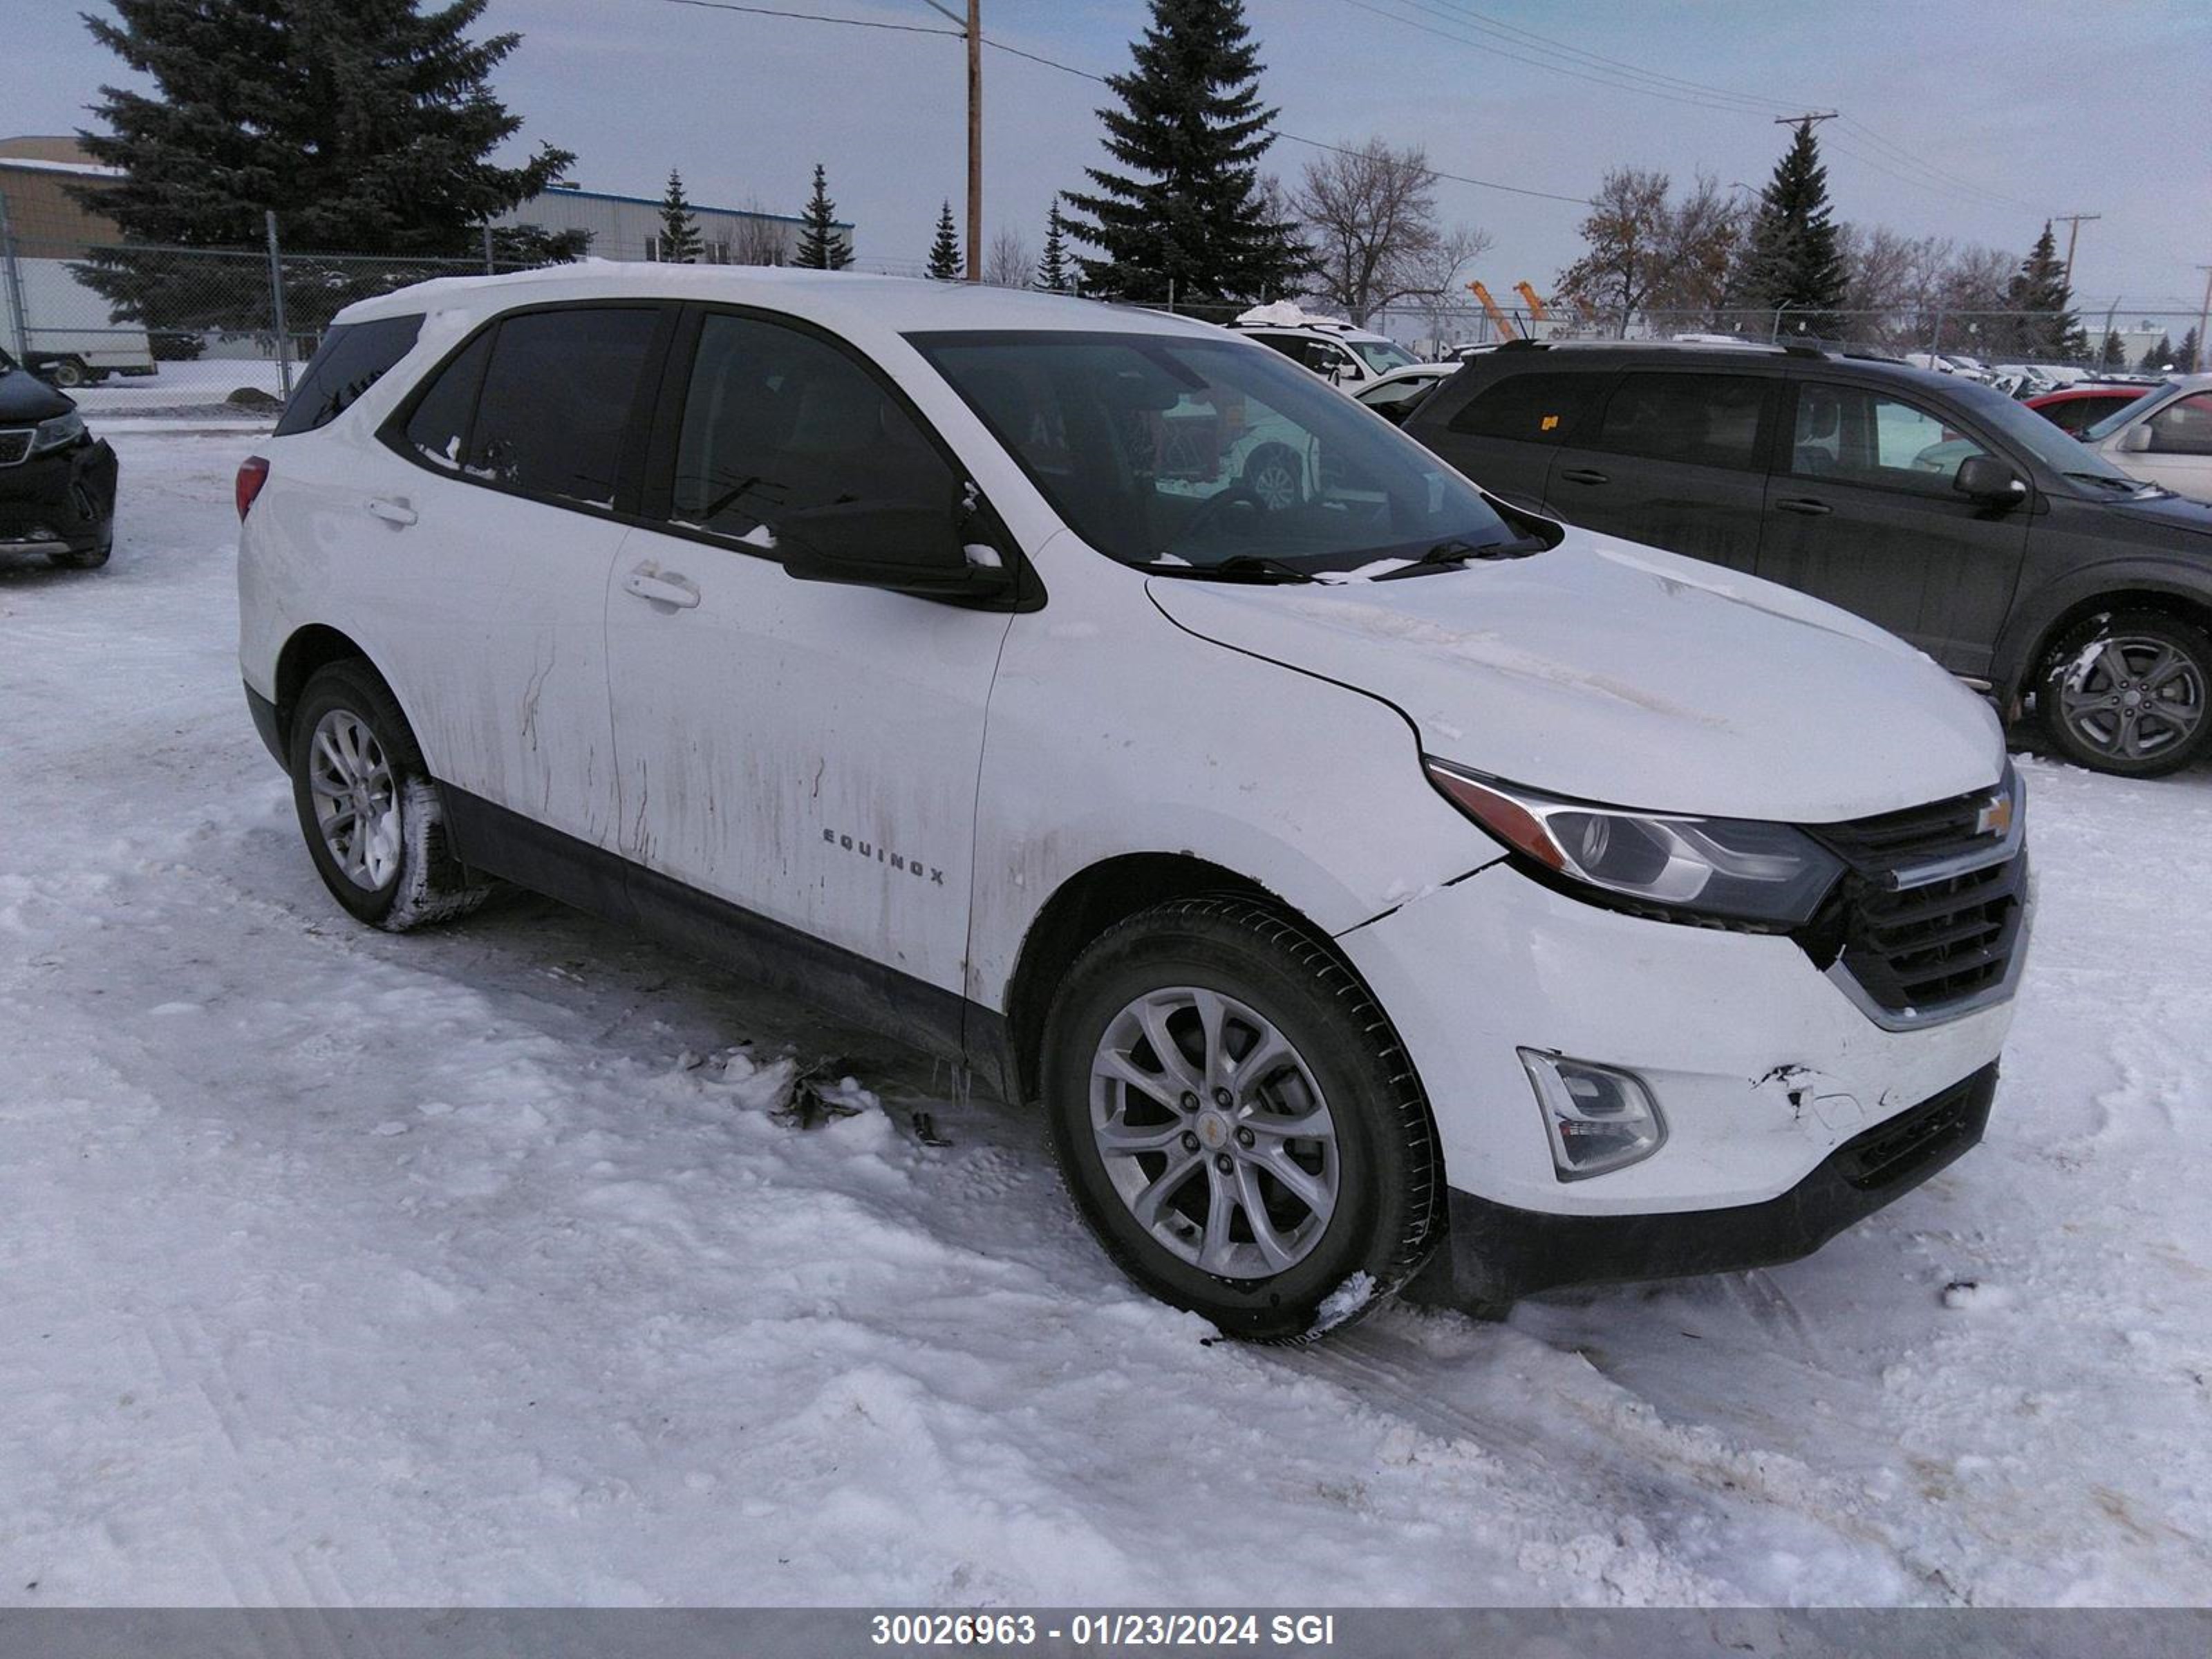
[28,411,86,455]
[1424,758,1844,928]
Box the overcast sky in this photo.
[12,0,2210,318]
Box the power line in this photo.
[1412,0,1804,112]
[965,29,1591,204]
[661,0,958,37]
[655,1,1593,207]
[1351,0,2052,218]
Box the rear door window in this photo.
[398,329,493,472]
[1588,372,1770,470]
[1445,371,1601,443]
[276,314,422,436]
[464,308,662,509]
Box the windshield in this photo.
[1349,337,1419,374]
[1942,377,2146,492]
[2081,388,2164,444]
[913,330,1516,572]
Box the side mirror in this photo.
[1953,454,2027,505]
[779,500,1013,601]
[2117,424,2154,454]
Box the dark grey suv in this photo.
[1400,339,2212,776]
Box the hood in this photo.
[0,366,75,423]
[2106,489,2212,541]
[1148,532,2005,824]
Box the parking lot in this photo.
[3,424,2209,1606]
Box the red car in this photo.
[2025,383,2152,436]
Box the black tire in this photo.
[48,357,88,390]
[2037,610,2212,777]
[46,527,112,570]
[1040,895,1441,1342]
[287,660,492,930]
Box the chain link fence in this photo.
[0,195,570,408]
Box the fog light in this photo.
[1519,1050,1666,1180]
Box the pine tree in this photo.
[2002,223,2084,360]
[1734,120,1848,338]
[74,0,572,341]
[77,0,569,252]
[1060,0,1309,303]
[1035,200,1074,292]
[794,163,852,270]
[927,200,964,281]
[2177,327,2202,374]
[2139,333,2175,372]
[658,169,703,263]
[2099,328,2128,371]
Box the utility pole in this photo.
[966,0,981,282]
[1773,110,1840,129]
[921,0,982,282]
[2197,265,2212,373]
[2053,212,2101,285]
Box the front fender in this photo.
[1991,557,2212,698]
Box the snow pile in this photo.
[2,428,2209,1607]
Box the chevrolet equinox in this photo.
[238,270,2031,1339]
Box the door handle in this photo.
[1774,497,1833,516]
[622,563,701,609]
[364,496,417,527]
[1557,467,1610,486]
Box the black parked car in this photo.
[1402,339,2212,776]
[0,347,118,568]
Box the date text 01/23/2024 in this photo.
[869,1613,1338,1648]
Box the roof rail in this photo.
[1496,336,1548,351]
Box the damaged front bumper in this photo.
[0,438,118,556]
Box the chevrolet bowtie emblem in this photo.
[1974,795,2014,838]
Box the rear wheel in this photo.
[47,356,90,390]
[2038,611,2212,776]
[287,660,492,930]
[1041,896,1440,1342]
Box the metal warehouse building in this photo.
[494,182,850,266]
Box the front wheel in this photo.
[1041,897,1441,1342]
[2038,611,2212,776]
[287,660,493,930]
[1240,443,1306,512]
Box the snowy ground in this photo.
[3,427,2210,1609]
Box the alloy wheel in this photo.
[1087,985,1339,1278]
[307,709,402,890]
[2056,635,2206,763]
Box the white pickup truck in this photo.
[0,256,156,386]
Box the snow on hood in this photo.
[1148,531,2005,824]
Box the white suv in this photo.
[238,268,2030,1340]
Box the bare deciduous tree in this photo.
[730,199,789,267]
[985,227,1032,289]
[1645,173,1746,320]
[1294,138,1487,326]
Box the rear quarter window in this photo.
[275,314,423,436]
[1445,371,1602,444]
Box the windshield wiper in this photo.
[1143,554,1317,583]
[1371,534,1548,580]
[2063,471,2153,493]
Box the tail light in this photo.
[235,456,270,521]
